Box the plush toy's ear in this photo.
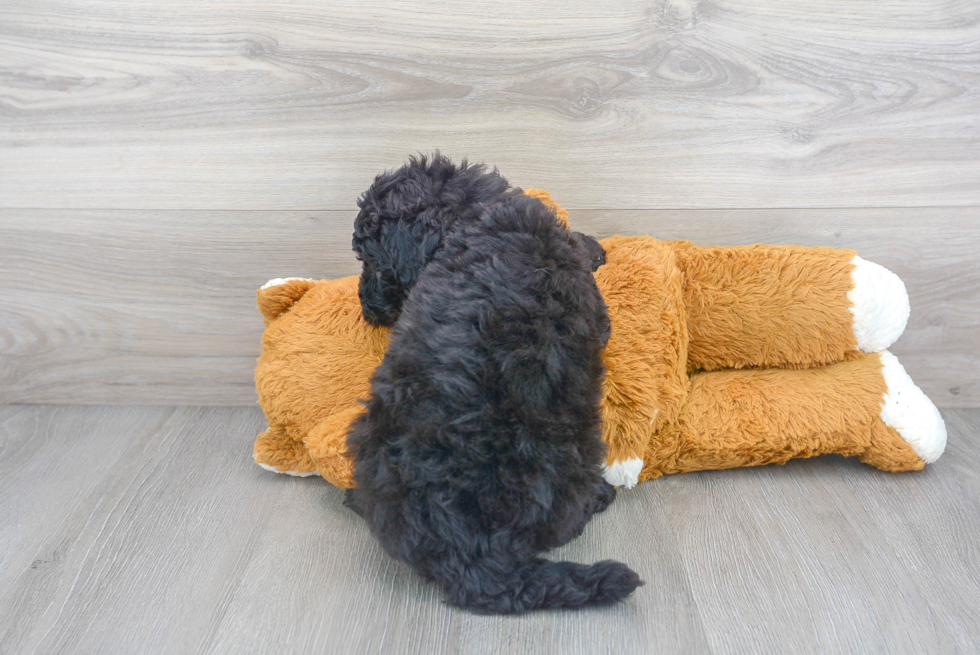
[257,278,317,325]
[524,188,570,228]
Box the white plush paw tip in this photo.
[602,457,643,489]
[879,351,947,463]
[261,277,313,290]
[256,461,319,477]
[848,256,910,353]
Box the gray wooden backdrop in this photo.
[1,0,978,406]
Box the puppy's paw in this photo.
[572,232,606,271]
[343,489,364,516]
[592,481,617,514]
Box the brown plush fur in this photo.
[672,242,860,371]
[255,276,389,487]
[253,190,924,488]
[639,353,923,481]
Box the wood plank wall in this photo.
[1,0,978,405]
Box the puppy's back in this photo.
[347,195,641,613]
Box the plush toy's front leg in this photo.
[639,351,946,481]
[253,423,319,477]
[303,408,364,490]
[671,243,909,371]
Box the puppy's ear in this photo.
[416,206,448,261]
[384,207,447,286]
[356,210,448,327]
[354,152,511,326]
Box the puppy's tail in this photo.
[446,558,642,614]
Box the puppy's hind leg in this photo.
[343,488,364,517]
[591,480,617,515]
[557,482,618,548]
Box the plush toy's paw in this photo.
[602,457,643,489]
[848,257,910,353]
[254,426,319,477]
[879,351,947,464]
[256,462,319,477]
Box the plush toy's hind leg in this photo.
[672,243,909,371]
[254,424,319,477]
[867,351,947,466]
[848,258,910,353]
[639,352,944,482]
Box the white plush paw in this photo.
[879,351,947,463]
[848,256,910,353]
[261,277,314,290]
[256,461,319,477]
[602,457,643,489]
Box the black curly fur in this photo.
[346,161,642,613]
[352,153,515,327]
[352,152,606,327]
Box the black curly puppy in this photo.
[352,153,605,327]
[345,156,641,613]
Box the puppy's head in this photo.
[352,152,511,326]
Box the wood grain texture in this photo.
[1,0,978,210]
[2,207,976,406]
[1,405,978,653]
[2,2,977,651]
[823,408,980,652]
[0,405,284,655]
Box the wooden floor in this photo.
[3,1,980,652]
[0,405,978,654]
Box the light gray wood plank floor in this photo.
[2,405,978,654]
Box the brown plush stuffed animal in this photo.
[254,191,946,490]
